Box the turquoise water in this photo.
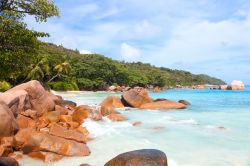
[19,88,250,166]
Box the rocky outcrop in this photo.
[100,96,124,109]
[0,80,94,164]
[14,128,90,156]
[100,96,123,116]
[122,88,153,107]
[0,90,30,116]
[229,80,245,90]
[104,149,168,166]
[49,124,88,143]
[0,102,19,137]
[140,100,186,110]
[72,105,102,123]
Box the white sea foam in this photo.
[166,118,198,125]
[82,118,132,137]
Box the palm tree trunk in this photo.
[47,74,59,83]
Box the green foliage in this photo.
[48,81,79,91]
[36,43,225,91]
[0,81,11,92]
[0,0,59,84]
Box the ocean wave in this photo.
[164,118,199,125]
[82,119,132,137]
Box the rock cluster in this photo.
[0,80,93,164]
[121,87,187,110]
[0,81,181,165]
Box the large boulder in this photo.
[100,96,124,108]
[122,88,153,108]
[49,124,87,143]
[0,90,30,116]
[104,149,168,166]
[14,128,90,156]
[140,100,186,110]
[0,157,19,166]
[229,80,245,90]
[0,102,19,137]
[100,96,124,116]
[72,105,102,123]
[5,80,60,116]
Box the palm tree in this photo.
[47,62,71,82]
[26,57,50,81]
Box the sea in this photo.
[19,86,250,166]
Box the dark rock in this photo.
[178,100,191,105]
[104,149,168,166]
[0,157,19,166]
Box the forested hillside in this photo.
[5,42,224,91]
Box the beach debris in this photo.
[104,149,168,166]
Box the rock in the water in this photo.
[0,102,19,137]
[178,100,191,105]
[140,100,186,110]
[100,96,124,108]
[230,80,245,90]
[72,105,91,123]
[0,157,19,166]
[14,128,90,156]
[107,113,128,121]
[72,105,102,123]
[122,88,153,108]
[104,149,168,166]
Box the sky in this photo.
[25,0,250,84]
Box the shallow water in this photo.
[19,88,250,166]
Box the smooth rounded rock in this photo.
[104,149,168,166]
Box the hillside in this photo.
[37,43,225,90]
[0,41,225,91]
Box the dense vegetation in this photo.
[0,0,225,91]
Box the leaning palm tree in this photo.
[47,62,71,82]
[26,57,50,81]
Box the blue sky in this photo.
[26,0,250,84]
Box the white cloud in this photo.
[80,49,92,54]
[120,43,141,62]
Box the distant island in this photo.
[0,42,226,92]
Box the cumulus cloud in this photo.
[24,0,250,83]
[80,49,92,54]
[120,43,141,62]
